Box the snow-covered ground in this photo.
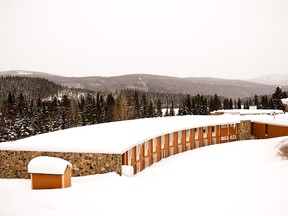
[1,136,288,216]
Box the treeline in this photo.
[0,79,286,143]
[177,86,286,115]
[0,90,170,142]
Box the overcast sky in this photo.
[0,0,287,79]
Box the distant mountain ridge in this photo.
[0,70,286,99]
[248,74,288,86]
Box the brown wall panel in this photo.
[251,123,267,139]
[32,173,62,189]
[64,166,72,188]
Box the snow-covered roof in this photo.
[252,118,288,127]
[211,109,283,115]
[281,98,288,104]
[28,156,72,175]
[0,114,287,154]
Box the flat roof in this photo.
[0,114,287,154]
[252,119,288,127]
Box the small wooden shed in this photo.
[28,156,72,189]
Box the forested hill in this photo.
[0,76,64,102]
[1,70,287,99]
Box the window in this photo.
[230,124,236,128]
[128,149,132,165]
[203,139,207,146]
[186,143,190,151]
[136,162,140,173]
[153,154,157,163]
[203,127,208,138]
[230,135,237,139]
[161,150,165,159]
[221,124,228,128]
[169,148,174,156]
[178,131,182,144]
[195,128,199,140]
[144,142,149,156]
[136,145,140,160]
[221,136,229,141]
[178,145,182,153]
[212,126,216,137]
[195,141,199,148]
[153,138,157,152]
[212,126,216,133]
[145,158,149,168]
[161,135,165,149]
[186,129,190,142]
[169,133,173,146]
[212,138,217,144]
[203,127,207,134]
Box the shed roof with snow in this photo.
[28,156,72,175]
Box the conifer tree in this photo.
[223,98,229,110]
[156,99,162,117]
[47,96,60,131]
[69,97,81,127]
[116,92,130,120]
[260,95,269,109]
[229,98,233,109]
[244,100,249,109]
[131,91,141,119]
[254,94,259,109]
[140,93,148,118]
[78,96,86,126]
[15,93,33,139]
[177,100,185,116]
[271,87,283,110]
[84,94,94,125]
[0,93,17,140]
[185,95,192,115]
[97,94,106,123]
[105,93,116,122]
[60,95,70,129]
[164,107,169,116]
[210,94,222,111]
[237,99,242,109]
[169,101,175,116]
[147,101,156,117]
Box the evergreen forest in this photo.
[0,76,286,143]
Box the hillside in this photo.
[1,70,286,99]
[248,74,288,86]
[0,76,64,102]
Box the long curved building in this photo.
[0,112,288,178]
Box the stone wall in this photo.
[237,120,252,140]
[0,150,122,179]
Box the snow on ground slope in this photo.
[1,137,288,216]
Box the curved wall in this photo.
[122,124,238,174]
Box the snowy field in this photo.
[1,136,288,216]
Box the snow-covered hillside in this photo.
[249,74,288,86]
[1,136,288,216]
